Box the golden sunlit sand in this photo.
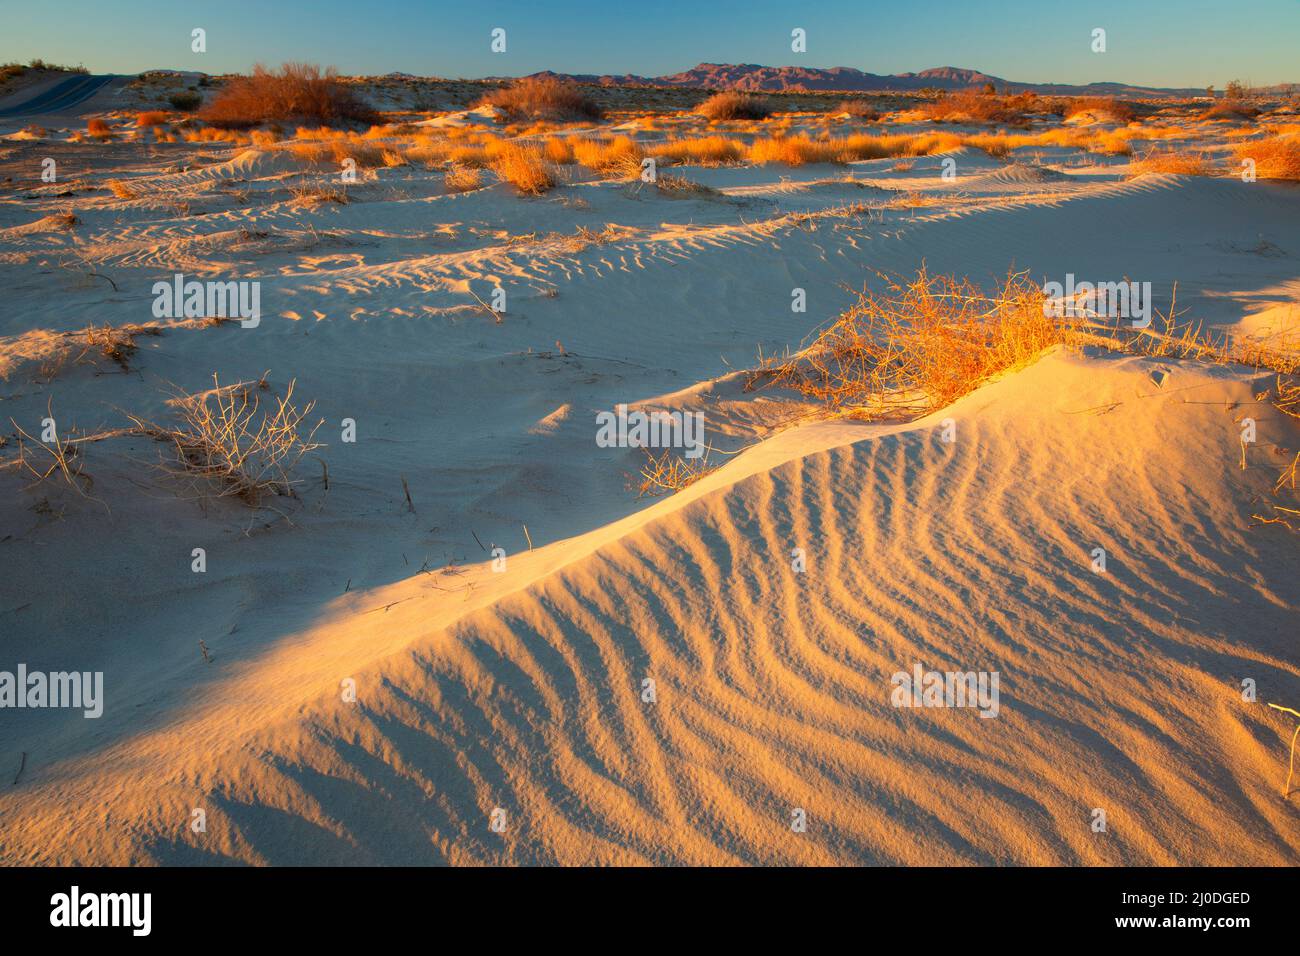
[0,68,1297,865]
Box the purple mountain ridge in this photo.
[516,62,1230,98]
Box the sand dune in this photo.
[1,97,1297,865]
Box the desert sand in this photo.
[0,78,1297,864]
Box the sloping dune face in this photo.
[4,351,1296,865]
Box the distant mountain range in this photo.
[523,63,1227,98]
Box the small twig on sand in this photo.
[1267,703,1300,797]
[401,475,415,513]
[13,751,26,786]
[471,530,487,553]
[523,523,533,552]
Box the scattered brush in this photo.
[748,266,1078,418]
[1234,135,1300,180]
[478,77,602,121]
[200,62,378,129]
[126,374,323,506]
[1252,376,1300,530]
[290,182,350,205]
[135,110,169,128]
[573,135,644,178]
[105,179,140,200]
[1129,149,1215,177]
[841,99,881,120]
[543,136,576,164]
[78,323,159,372]
[443,165,482,193]
[650,135,745,166]
[635,448,717,497]
[1203,101,1261,122]
[86,118,113,140]
[697,91,772,121]
[922,90,1038,126]
[490,142,555,195]
[1063,97,1135,124]
[653,173,722,199]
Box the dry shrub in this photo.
[86,118,113,139]
[448,144,491,168]
[106,179,140,200]
[479,77,602,121]
[543,136,576,164]
[697,91,772,121]
[444,165,482,193]
[1203,101,1261,122]
[1129,149,1215,177]
[290,182,349,205]
[135,110,169,127]
[748,134,842,166]
[127,375,323,506]
[490,142,555,194]
[751,267,1075,418]
[636,448,717,497]
[650,135,745,166]
[1064,97,1135,123]
[200,62,378,129]
[574,135,644,177]
[841,99,881,120]
[653,173,721,199]
[1234,135,1300,180]
[922,90,1036,126]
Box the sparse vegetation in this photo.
[200,63,378,129]
[443,165,483,193]
[1234,135,1300,180]
[748,267,1074,418]
[478,77,602,121]
[168,91,202,112]
[1129,149,1215,177]
[697,91,772,121]
[490,142,556,194]
[126,375,323,506]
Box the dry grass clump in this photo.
[749,267,1075,418]
[1203,101,1261,122]
[697,91,772,121]
[543,136,576,164]
[922,90,1037,126]
[127,375,323,506]
[574,135,644,177]
[106,179,140,200]
[201,63,378,129]
[86,118,113,140]
[1234,135,1300,180]
[653,173,722,199]
[748,134,843,166]
[443,165,482,193]
[841,99,881,120]
[1129,149,1215,177]
[650,135,745,166]
[135,110,169,128]
[290,182,350,205]
[1063,97,1135,123]
[636,448,717,497]
[490,142,555,194]
[478,77,602,121]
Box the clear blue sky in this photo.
[1,0,1296,88]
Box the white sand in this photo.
[0,111,1297,864]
